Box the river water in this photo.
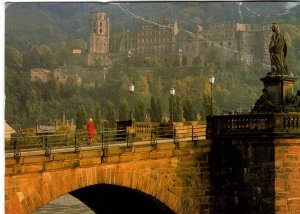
[34,194,95,214]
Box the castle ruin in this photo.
[88,12,272,67]
[87,12,110,66]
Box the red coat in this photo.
[87,121,95,139]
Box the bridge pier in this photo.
[207,113,300,213]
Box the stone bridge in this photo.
[5,124,211,214]
[7,114,300,214]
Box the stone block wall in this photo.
[275,138,300,213]
[208,136,300,214]
[5,140,211,214]
[8,120,300,213]
[208,138,275,213]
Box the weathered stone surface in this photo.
[157,143,175,150]
[134,146,152,153]
[274,138,300,214]
[81,151,101,158]
[6,159,17,166]
[52,154,65,161]
[6,140,212,214]
[80,157,101,166]
[22,156,46,164]
[44,162,64,171]
[107,147,122,155]
[23,164,43,173]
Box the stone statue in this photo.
[251,88,276,113]
[269,21,288,75]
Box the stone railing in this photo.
[133,122,160,136]
[175,124,206,138]
[133,122,206,139]
[207,113,300,137]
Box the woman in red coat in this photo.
[87,118,96,144]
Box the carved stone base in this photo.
[261,74,295,106]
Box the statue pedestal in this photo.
[261,75,295,106]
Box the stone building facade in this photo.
[30,68,82,86]
[53,69,68,84]
[199,21,271,65]
[110,18,179,58]
[30,68,51,82]
[89,12,272,66]
[87,12,110,66]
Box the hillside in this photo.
[5,2,297,51]
[5,2,300,128]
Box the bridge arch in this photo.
[6,160,198,213]
[70,184,174,213]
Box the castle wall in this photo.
[87,12,273,66]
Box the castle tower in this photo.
[173,20,179,37]
[88,12,110,65]
[178,48,183,67]
[171,20,179,54]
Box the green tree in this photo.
[135,100,146,122]
[169,95,184,122]
[183,97,197,121]
[56,42,68,67]
[207,47,225,67]
[39,44,57,70]
[192,55,202,67]
[119,98,129,121]
[106,101,116,128]
[24,44,57,70]
[201,92,218,118]
[294,37,300,59]
[70,39,88,52]
[156,98,162,122]
[60,77,77,98]
[94,104,102,132]
[150,96,162,122]
[25,89,43,126]
[135,76,151,105]
[76,105,87,130]
[5,45,23,70]
[150,77,163,97]
[5,68,31,125]
[174,96,184,122]
[169,95,175,122]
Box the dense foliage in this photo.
[6,2,298,51]
[5,2,300,128]
[5,43,267,127]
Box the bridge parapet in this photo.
[207,113,300,137]
[5,137,211,214]
[133,122,159,136]
[6,123,206,159]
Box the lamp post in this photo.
[62,111,65,125]
[170,88,175,122]
[208,75,215,116]
[129,84,135,121]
